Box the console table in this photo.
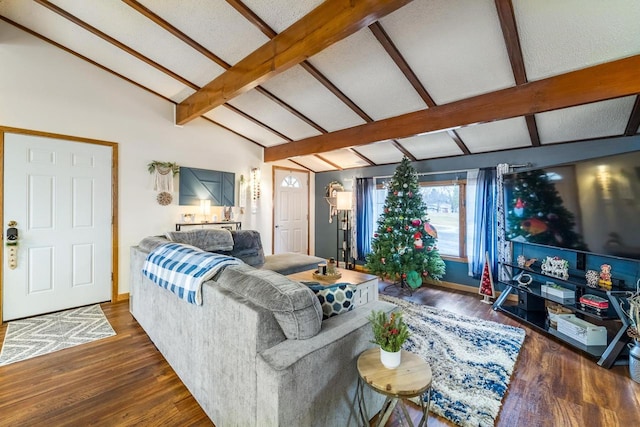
[175,221,241,231]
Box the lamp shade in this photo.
[200,199,211,215]
[336,191,352,210]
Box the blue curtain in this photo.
[355,178,374,261]
[471,168,498,278]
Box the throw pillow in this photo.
[307,282,357,320]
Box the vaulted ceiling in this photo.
[2,0,639,172]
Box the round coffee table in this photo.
[356,348,432,427]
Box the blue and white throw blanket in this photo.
[142,243,242,305]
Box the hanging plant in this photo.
[147,161,180,176]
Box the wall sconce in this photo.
[596,165,611,200]
[200,199,211,222]
[250,168,261,200]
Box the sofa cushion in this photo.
[138,236,170,252]
[165,229,234,252]
[262,252,325,275]
[306,283,357,320]
[225,230,265,268]
[216,264,322,339]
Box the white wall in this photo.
[0,21,279,295]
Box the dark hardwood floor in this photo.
[1,283,638,426]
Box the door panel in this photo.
[3,133,112,321]
[274,169,309,254]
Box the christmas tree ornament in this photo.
[423,222,438,238]
[403,183,408,188]
[514,198,524,217]
[408,191,413,198]
[411,219,421,226]
[386,226,392,232]
[404,225,409,230]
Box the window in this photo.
[373,178,467,260]
[419,181,466,259]
[281,175,300,188]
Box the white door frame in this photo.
[0,126,118,323]
[272,166,310,255]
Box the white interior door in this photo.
[3,133,112,321]
[274,169,309,254]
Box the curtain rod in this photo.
[373,168,470,180]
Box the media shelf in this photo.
[494,261,632,368]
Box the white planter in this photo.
[380,348,401,369]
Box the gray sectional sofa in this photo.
[129,230,395,426]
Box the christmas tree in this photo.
[478,251,494,303]
[365,157,446,289]
[505,170,588,250]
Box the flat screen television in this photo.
[503,150,640,261]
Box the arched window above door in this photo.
[281,175,300,188]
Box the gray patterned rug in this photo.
[381,295,525,427]
[0,305,115,366]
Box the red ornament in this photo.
[404,225,409,230]
[401,273,407,279]
[384,207,389,213]
[386,226,392,232]
[408,191,413,197]
[411,219,421,226]
[422,271,429,277]
[373,233,378,238]
[394,190,398,196]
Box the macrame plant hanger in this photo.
[148,161,179,205]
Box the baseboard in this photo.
[355,264,517,302]
[117,293,129,302]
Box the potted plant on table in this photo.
[368,310,410,369]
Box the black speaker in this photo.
[576,252,586,271]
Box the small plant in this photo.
[625,293,640,341]
[368,310,410,352]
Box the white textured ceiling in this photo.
[260,65,366,132]
[398,133,464,160]
[536,97,637,144]
[1,0,638,172]
[514,0,640,80]
[380,0,516,104]
[307,28,427,120]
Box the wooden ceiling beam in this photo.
[624,95,640,136]
[125,0,328,138]
[176,0,413,124]
[34,0,199,89]
[122,0,231,69]
[369,22,435,108]
[494,0,540,146]
[264,55,640,161]
[349,148,376,165]
[369,21,472,157]
[228,0,374,123]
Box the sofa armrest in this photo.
[259,300,395,371]
[255,300,396,426]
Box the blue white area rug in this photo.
[381,295,525,427]
[0,305,115,366]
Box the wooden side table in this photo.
[356,348,432,427]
